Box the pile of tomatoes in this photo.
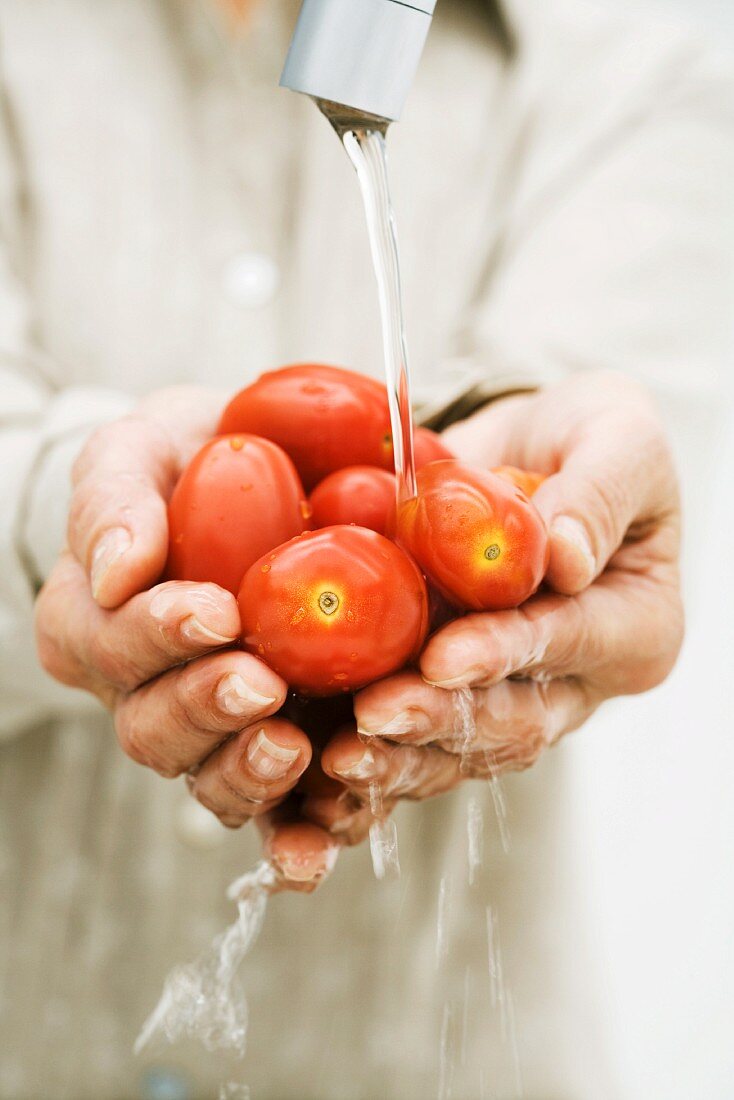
[166,364,548,696]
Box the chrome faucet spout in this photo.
[280,0,437,123]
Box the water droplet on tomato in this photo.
[290,607,306,625]
[349,652,358,661]
[346,609,356,623]
[300,500,313,520]
[333,672,348,681]
[257,644,265,656]
[229,437,245,451]
[261,564,271,573]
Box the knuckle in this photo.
[115,705,180,777]
[71,425,111,487]
[34,578,84,688]
[87,631,141,692]
[114,707,149,767]
[628,592,685,694]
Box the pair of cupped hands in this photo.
[35,372,684,892]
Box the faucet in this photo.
[280,0,437,126]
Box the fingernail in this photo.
[90,527,131,599]
[276,844,339,883]
[215,673,276,716]
[332,746,376,780]
[246,728,300,780]
[551,516,596,578]
[358,708,431,739]
[424,672,481,690]
[181,616,237,646]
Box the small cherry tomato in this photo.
[238,526,429,696]
[414,427,454,469]
[309,466,396,535]
[166,434,309,595]
[397,460,548,611]
[218,364,394,489]
[492,465,547,497]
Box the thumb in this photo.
[68,388,223,609]
[68,415,178,608]
[532,419,673,596]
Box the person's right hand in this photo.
[34,387,339,890]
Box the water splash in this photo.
[438,1001,455,1100]
[435,874,452,968]
[368,779,400,880]
[506,990,524,1098]
[453,687,511,853]
[485,904,507,1037]
[466,796,484,886]
[486,904,523,1095]
[219,1085,251,1100]
[134,862,277,1058]
[460,966,471,1067]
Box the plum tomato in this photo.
[492,465,546,497]
[397,460,549,611]
[414,427,454,469]
[309,466,396,535]
[166,434,309,596]
[238,526,429,696]
[218,364,394,490]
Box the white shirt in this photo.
[0,1,732,1097]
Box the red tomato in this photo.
[238,526,429,696]
[414,427,454,469]
[492,465,547,497]
[397,460,548,611]
[218,364,394,489]
[166,434,309,596]
[309,466,396,535]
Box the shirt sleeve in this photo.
[0,85,133,739]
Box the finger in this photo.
[258,816,340,894]
[355,671,458,743]
[299,792,375,847]
[322,726,462,802]
[531,395,676,595]
[420,575,680,695]
[113,650,287,777]
[36,555,241,695]
[359,674,592,774]
[188,719,311,827]
[69,416,179,608]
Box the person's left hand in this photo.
[301,371,685,829]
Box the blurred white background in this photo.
[574,5,734,1097]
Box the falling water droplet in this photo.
[368,780,400,880]
[467,797,483,887]
[135,862,277,1059]
[435,874,453,969]
[438,1001,455,1100]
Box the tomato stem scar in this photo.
[318,591,340,616]
[484,544,501,561]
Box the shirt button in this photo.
[221,251,279,307]
[175,796,228,850]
